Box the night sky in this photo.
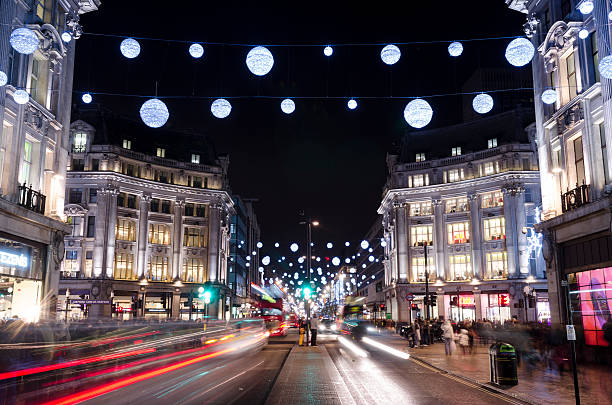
[73,1,527,254]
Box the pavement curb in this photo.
[409,354,540,405]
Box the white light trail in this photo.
[338,336,368,358]
[362,337,410,359]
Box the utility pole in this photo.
[562,279,580,405]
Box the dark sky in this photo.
[73,1,526,253]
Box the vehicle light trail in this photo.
[0,347,156,381]
[338,336,368,358]
[362,337,410,359]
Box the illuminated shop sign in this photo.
[459,296,474,306]
[498,294,509,307]
[0,250,28,268]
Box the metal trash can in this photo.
[489,342,518,386]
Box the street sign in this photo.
[406,293,414,301]
[71,299,110,305]
[385,312,392,320]
[566,325,576,341]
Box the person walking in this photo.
[414,321,421,348]
[459,326,469,355]
[309,316,319,346]
[298,318,306,346]
[441,319,454,356]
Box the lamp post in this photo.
[417,241,430,321]
[299,213,319,345]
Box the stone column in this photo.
[502,183,523,278]
[136,194,151,278]
[468,193,483,278]
[171,292,181,319]
[516,190,529,276]
[432,199,445,279]
[474,291,483,320]
[395,204,408,280]
[208,204,221,282]
[172,199,185,280]
[105,188,119,278]
[92,188,108,277]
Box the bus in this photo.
[254,298,288,337]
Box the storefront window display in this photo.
[569,267,612,347]
[482,293,511,323]
[447,294,476,321]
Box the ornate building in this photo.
[58,108,234,320]
[378,110,548,324]
[507,0,612,350]
[0,0,100,321]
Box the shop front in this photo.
[446,293,476,322]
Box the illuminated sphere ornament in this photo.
[13,89,29,105]
[281,98,295,114]
[324,46,333,57]
[120,38,141,59]
[211,98,232,119]
[246,46,274,76]
[140,98,169,128]
[347,99,357,110]
[274,242,280,248]
[82,93,93,104]
[10,28,39,55]
[578,1,594,14]
[448,41,463,57]
[598,55,612,79]
[578,29,589,40]
[360,240,369,250]
[541,89,558,105]
[332,257,341,266]
[290,243,299,252]
[472,93,494,114]
[326,242,333,249]
[61,32,72,43]
[257,242,263,248]
[380,44,401,65]
[189,43,204,58]
[0,71,7,87]
[345,242,350,247]
[505,37,534,67]
[345,258,350,264]
[262,256,271,266]
[404,98,433,129]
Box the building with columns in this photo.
[507,0,612,351]
[0,0,100,321]
[378,110,548,324]
[58,107,234,320]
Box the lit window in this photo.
[147,255,168,281]
[444,198,469,213]
[483,217,506,240]
[447,222,470,244]
[19,140,32,185]
[452,147,461,156]
[184,227,207,247]
[411,257,435,282]
[488,138,498,149]
[411,225,433,246]
[447,169,464,183]
[410,202,432,216]
[416,153,426,162]
[566,51,577,101]
[73,133,87,153]
[484,161,495,175]
[64,250,78,273]
[183,258,205,283]
[116,219,136,242]
[122,139,132,149]
[67,216,82,237]
[482,191,504,208]
[449,255,471,281]
[191,154,200,164]
[29,55,49,108]
[156,148,165,158]
[485,252,507,279]
[148,223,170,245]
[114,253,135,280]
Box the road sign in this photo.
[71,299,110,305]
[406,293,414,301]
[566,325,576,341]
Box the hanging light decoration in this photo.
[211,98,232,119]
[578,1,594,14]
[262,256,271,266]
[274,242,280,248]
[257,242,263,248]
[281,98,295,114]
[140,98,169,128]
[332,257,341,266]
[380,239,387,247]
[505,37,534,67]
[298,257,304,264]
[0,71,7,87]
[10,28,39,55]
[345,258,350,263]
[61,31,72,43]
[326,242,333,249]
[246,46,274,76]
[13,89,29,105]
[448,41,463,57]
[290,243,299,252]
[472,93,494,114]
[368,255,375,262]
[82,93,93,104]
[541,89,558,105]
[578,29,589,40]
[347,99,357,110]
[598,55,612,79]
[189,43,204,58]
[345,242,350,247]
[120,38,141,59]
[360,240,369,249]
[404,99,433,129]
[323,46,333,57]
[380,44,401,65]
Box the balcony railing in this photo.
[18,183,46,215]
[561,183,590,213]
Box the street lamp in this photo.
[416,241,431,321]
[299,213,319,345]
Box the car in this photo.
[319,319,338,334]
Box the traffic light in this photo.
[199,282,214,304]
[303,287,312,299]
[430,293,437,306]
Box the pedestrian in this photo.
[441,319,454,355]
[309,316,319,346]
[459,327,469,355]
[298,318,306,346]
[414,321,421,348]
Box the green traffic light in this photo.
[303,287,311,298]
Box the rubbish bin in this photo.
[489,342,518,386]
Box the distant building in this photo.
[507,0,612,349]
[59,107,234,320]
[353,218,386,322]
[0,0,100,321]
[378,110,547,324]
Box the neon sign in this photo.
[0,251,28,268]
[498,294,509,307]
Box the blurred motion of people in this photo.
[441,319,454,356]
[309,316,319,346]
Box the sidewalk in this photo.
[376,332,612,405]
[265,344,355,405]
